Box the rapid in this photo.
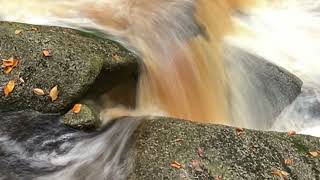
[0,0,320,179]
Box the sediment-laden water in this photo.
[0,0,320,179]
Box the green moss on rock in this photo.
[0,21,138,114]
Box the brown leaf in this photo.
[284,159,294,166]
[72,104,82,114]
[308,151,319,157]
[4,80,15,97]
[287,131,297,136]
[42,50,52,57]
[170,161,182,169]
[15,29,22,35]
[49,85,58,102]
[197,147,204,158]
[271,169,289,178]
[3,66,13,74]
[235,127,244,136]
[2,57,19,67]
[2,57,19,74]
[33,88,45,96]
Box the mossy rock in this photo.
[62,104,100,130]
[0,21,138,114]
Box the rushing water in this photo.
[0,0,320,179]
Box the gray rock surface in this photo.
[129,117,320,179]
[0,21,138,114]
[62,104,100,130]
[224,45,303,129]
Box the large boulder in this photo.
[0,21,138,114]
[224,45,303,129]
[129,117,320,179]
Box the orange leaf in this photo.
[49,85,58,102]
[2,57,19,74]
[3,66,13,74]
[4,80,15,97]
[33,88,45,96]
[42,50,52,57]
[287,131,296,136]
[170,161,182,169]
[72,104,82,114]
[235,127,244,136]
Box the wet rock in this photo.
[224,45,303,129]
[0,21,138,114]
[129,117,320,179]
[62,104,100,130]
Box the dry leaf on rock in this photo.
[271,169,289,178]
[170,161,182,169]
[2,57,19,74]
[72,104,82,113]
[42,50,52,57]
[308,151,319,157]
[49,85,58,102]
[33,88,45,96]
[235,127,244,136]
[31,27,38,31]
[4,80,15,97]
[287,131,297,136]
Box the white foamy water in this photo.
[228,0,320,136]
[0,0,319,136]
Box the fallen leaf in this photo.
[2,57,19,74]
[72,104,82,113]
[4,80,15,97]
[42,50,52,57]
[284,159,294,166]
[271,169,289,178]
[197,147,204,158]
[287,131,297,136]
[49,85,58,102]
[31,27,38,31]
[170,161,182,169]
[235,127,244,136]
[2,57,19,67]
[308,151,319,157]
[33,88,45,96]
[215,176,223,180]
[3,66,13,74]
[15,29,22,35]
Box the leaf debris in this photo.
[33,88,45,96]
[170,161,182,169]
[2,57,19,74]
[4,80,15,97]
[72,104,82,113]
[49,85,58,102]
